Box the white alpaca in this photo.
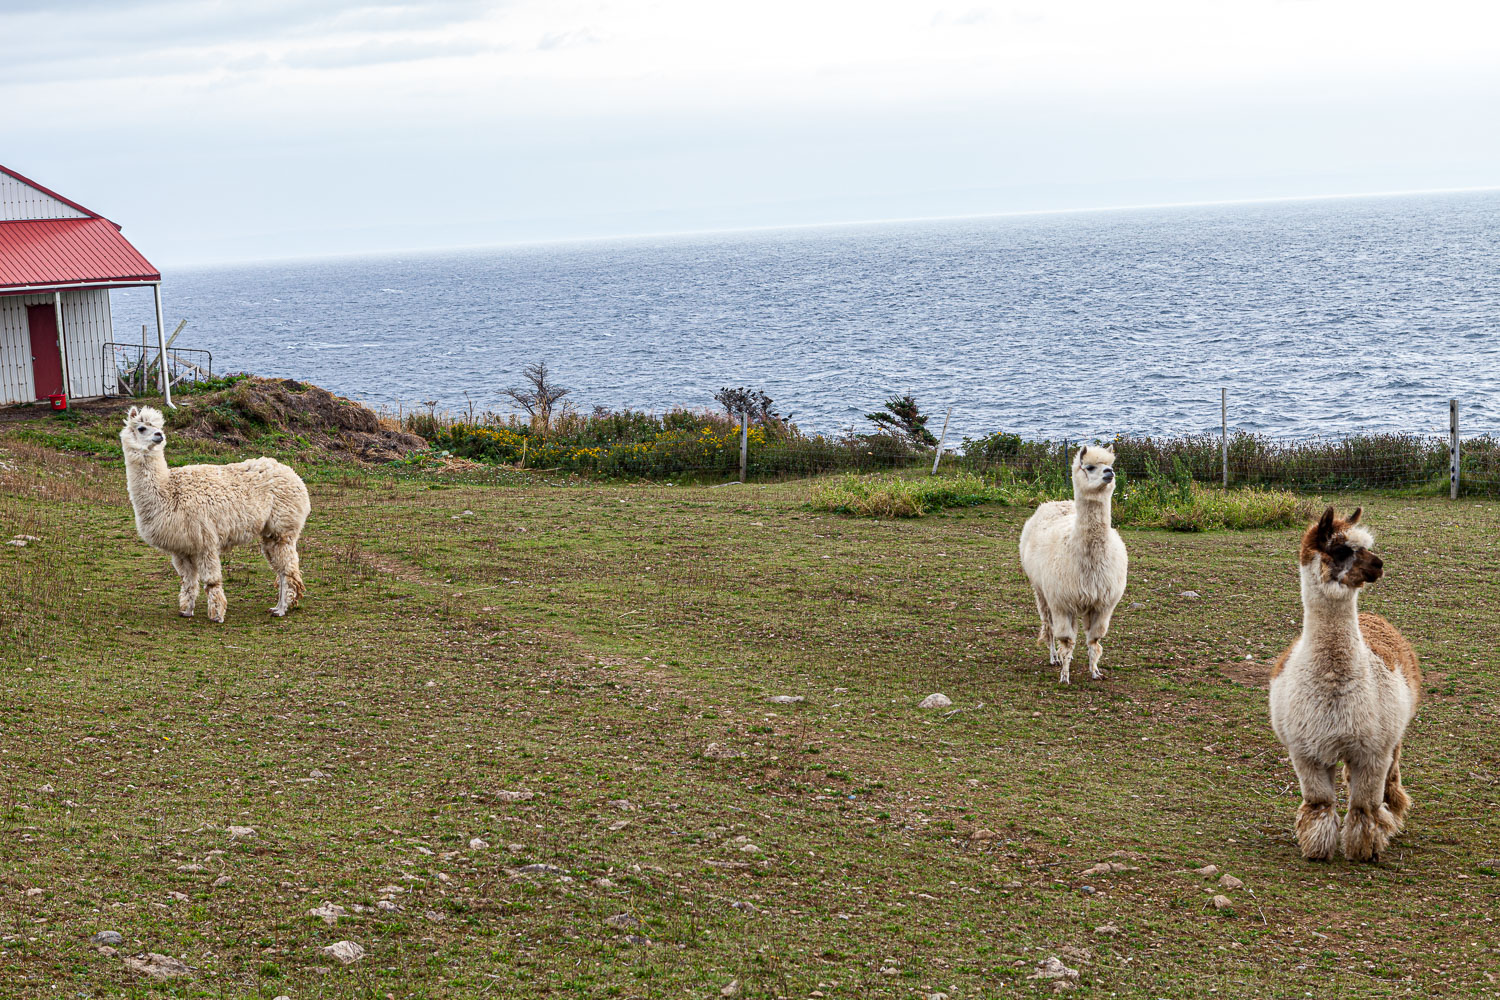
[120,405,310,622]
[1269,507,1420,862]
[1019,446,1128,684]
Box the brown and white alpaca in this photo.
[1018,445,1128,684]
[1269,507,1421,862]
[120,405,310,622]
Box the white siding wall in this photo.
[0,289,116,404]
[0,173,89,221]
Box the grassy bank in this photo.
[2,414,1499,998]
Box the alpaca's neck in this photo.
[124,448,171,520]
[1071,492,1113,548]
[1300,565,1364,660]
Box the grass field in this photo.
[2,424,1499,998]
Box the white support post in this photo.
[153,283,173,408]
[1450,399,1460,500]
[739,411,748,484]
[53,291,70,398]
[931,406,952,475]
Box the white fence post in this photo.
[1450,399,1460,500]
[931,406,952,475]
[739,411,748,484]
[1221,387,1228,487]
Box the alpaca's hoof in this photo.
[1089,668,1103,680]
[270,606,287,617]
[179,609,193,618]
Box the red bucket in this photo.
[48,393,67,411]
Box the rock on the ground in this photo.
[495,789,534,802]
[1193,864,1219,876]
[1218,874,1244,890]
[721,980,741,997]
[1094,923,1121,936]
[123,953,194,979]
[469,837,489,850]
[767,695,804,704]
[90,931,123,946]
[1028,956,1080,981]
[376,899,397,912]
[322,940,365,964]
[307,903,347,926]
[1212,894,1234,911]
[603,913,638,929]
[226,825,256,838]
[918,693,952,709]
[211,875,231,888]
[704,742,742,759]
[1180,590,1200,600]
[623,934,652,946]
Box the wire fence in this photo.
[102,343,214,397]
[398,397,1500,497]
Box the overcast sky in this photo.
[4,0,1497,265]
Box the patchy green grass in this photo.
[811,470,1317,531]
[1,428,1499,999]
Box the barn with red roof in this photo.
[0,164,173,406]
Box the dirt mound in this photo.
[169,378,425,462]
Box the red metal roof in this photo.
[0,217,160,290]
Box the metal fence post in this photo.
[1450,399,1460,500]
[739,411,748,484]
[1221,387,1228,487]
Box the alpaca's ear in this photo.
[1347,507,1362,525]
[1314,507,1338,550]
[126,406,138,421]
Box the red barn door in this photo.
[27,304,64,399]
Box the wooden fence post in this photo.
[1450,399,1460,500]
[931,406,952,475]
[739,411,748,484]
[1221,387,1228,487]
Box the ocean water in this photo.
[114,191,1500,443]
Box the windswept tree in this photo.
[505,361,571,433]
[714,387,777,423]
[865,393,937,447]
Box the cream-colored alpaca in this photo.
[1269,507,1421,863]
[1019,446,1128,684]
[120,406,310,622]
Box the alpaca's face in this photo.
[1301,506,1382,594]
[120,406,166,454]
[1072,446,1116,495]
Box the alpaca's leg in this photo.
[1050,610,1076,684]
[1032,587,1056,664]
[200,549,227,623]
[1343,752,1397,862]
[1084,606,1114,681]
[1383,743,1410,830]
[262,536,303,617]
[171,554,199,617]
[1289,753,1340,861]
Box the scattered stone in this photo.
[424,910,446,922]
[608,799,637,811]
[469,837,489,850]
[927,994,951,1000]
[506,843,526,853]
[704,742,742,759]
[721,981,741,997]
[24,888,43,897]
[1218,874,1244,890]
[1080,885,1095,895]
[623,934,652,946]
[321,940,365,964]
[608,819,630,831]
[879,965,899,976]
[211,875,232,888]
[123,953,194,979]
[595,878,617,889]
[513,863,563,875]
[603,913,638,929]
[738,843,761,854]
[97,946,117,957]
[1028,956,1080,982]
[918,693,952,709]
[1211,894,1234,911]
[307,903,348,926]
[38,783,54,794]
[376,885,403,895]
[226,826,256,838]
[969,829,999,841]
[376,899,397,912]
[767,695,804,704]
[90,931,123,946]
[1127,602,1146,610]
[1094,923,1121,936]
[1180,590,1200,600]
[495,789,534,802]
[1051,983,1077,994]
[176,863,205,873]
[1060,945,1093,963]
[309,769,328,778]
[168,892,189,902]
[1193,865,1219,877]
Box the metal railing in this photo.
[102,343,213,397]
